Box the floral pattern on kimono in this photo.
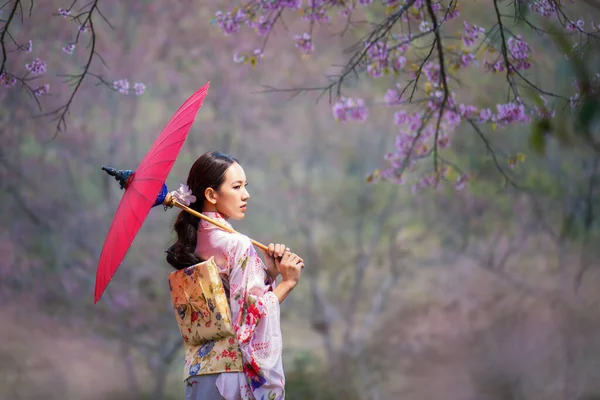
[169,260,244,381]
[196,212,285,400]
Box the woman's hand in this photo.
[259,243,288,281]
[273,251,304,303]
[278,251,304,286]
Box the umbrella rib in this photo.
[141,86,208,159]
[168,98,201,123]
[127,190,147,228]
[134,176,168,182]
[141,96,205,161]
[141,122,194,163]
[134,178,172,186]
[136,142,188,175]
[136,156,183,174]
[168,86,209,121]
[139,139,186,165]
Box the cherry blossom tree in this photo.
[211,0,600,191]
[4,1,598,188]
[0,0,146,135]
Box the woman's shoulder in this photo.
[203,228,252,250]
[226,232,253,251]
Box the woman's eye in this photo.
[233,185,241,189]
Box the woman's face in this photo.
[205,162,250,220]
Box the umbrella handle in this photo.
[163,193,269,252]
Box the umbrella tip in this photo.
[102,165,134,190]
[101,165,117,176]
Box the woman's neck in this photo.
[202,204,228,220]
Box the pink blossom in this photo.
[25,58,47,76]
[33,84,50,96]
[366,41,389,78]
[570,93,581,108]
[251,16,272,36]
[413,174,439,193]
[507,35,531,70]
[423,62,441,84]
[393,55,407,71]
[302,7,329,23]
[278,0,302,10]
[445,9,460,20]
[493,101,530,126]
[213,10,245,36]
[444,110,461,128]
[459,52,476,68]
[293,33,314,54]
[113,79,130,94]
[58,7,71,17]
[62,43,76,54]
[437,135,451,148]
[408,113,422,131]
[458,104,478,118]
[332,97,368,122]
[462,21,485,48]
[385,84,403,106]
[484,59,505,73]
[394,110,409,125]
[134,82,146,96]
[529,0,556,17]
[455,174,470,190]
[479,108,492,122]
[0,73,16,87]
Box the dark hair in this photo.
[166,151,238,269]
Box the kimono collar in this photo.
[199,211,233,231]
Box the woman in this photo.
[166,151,304,399]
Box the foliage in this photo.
[211,0,600,190]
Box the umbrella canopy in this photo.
[94,83,210,303]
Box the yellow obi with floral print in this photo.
[168,257,243,380]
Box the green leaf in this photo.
[515,0,530,25]
[578,99,599,130]
[530,119,550,155]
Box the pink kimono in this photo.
[194,211,285,399]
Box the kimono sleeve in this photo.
[226,234,285,395]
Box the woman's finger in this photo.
[268,243,275,257]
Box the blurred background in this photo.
[1,0,600,399]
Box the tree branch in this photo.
[45,0,102,136]
[0,0,20,77]
[492,0,519,100]
[425,0,449,178]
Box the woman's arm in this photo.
[225,235,286,394]
[272,280,296,303]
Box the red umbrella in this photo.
[94,83,211,304]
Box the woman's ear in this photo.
[204,187,218,205]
